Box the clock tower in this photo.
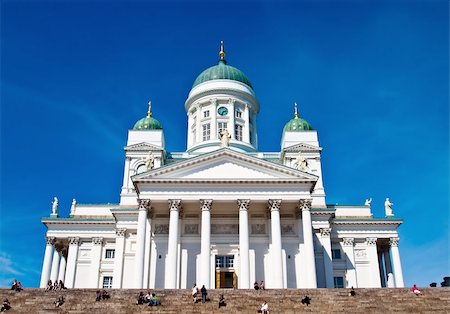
[185,42,259,154]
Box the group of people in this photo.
[10,280,22,292]
[95,290,110,301]
[191,283,208,303]
[254,280,265,290]
[136,291,159,306]
[45,279,66,291]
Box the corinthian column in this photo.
[65,237,80,288]
[366,237,381,287]
[238,199,250,289]
[166,199,181,288]
[269,199,283,288]
[135,199,150,288]
[50,242,61,283]
[320,228,334,288]
[389,237,404,287]
[200,199,212,288]
[40,236,55,288]
[299,199,317,288]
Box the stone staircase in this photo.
[1,288,449,313]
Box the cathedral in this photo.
[40,43,404,290]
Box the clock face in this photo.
[218,107,228,116]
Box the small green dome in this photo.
[193,60,253,88]
[283,116,313,132]
[133,115,163,130]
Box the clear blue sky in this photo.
[1,1,448,288]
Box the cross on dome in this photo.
[147,100,152,117]
[219,40,226,63]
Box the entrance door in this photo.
[215,271,236,288]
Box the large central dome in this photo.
[192,59,253,88]
[192,41,252,88]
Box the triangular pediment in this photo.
[124,142,163,152]
[133,148,318,182]
[283,143,322,153]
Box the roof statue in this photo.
[70,198,77,216]
[145,152,155,170]
[365,198,372,206]
[385,198,394,217]
[220,129,231,148]
[51,197,58,215]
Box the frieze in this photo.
[185,224,199,235]
[251,224,265,235]
[211,224,239,235]
[281,224,295,235]
[154,224,169,234]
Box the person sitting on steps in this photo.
[192,283,199,303]
[45,280,53,291]
[301,295,311,306]
[411,284,422,296]
[148,293,159,306]
[0,299,11,312]
[349,286,356,296]
[254,282,260,290]
[218,294,226,308]
[136,291,145,305]
[260,301,269,314]
[54,296,64,308]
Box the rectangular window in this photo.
[235,124,243,141]
[102,276,113,289]
[215,255,234,268]
[334,276,344,288]
[105,249,115,259]
[332,249,341,260]
[235,110,242,118]
[203,110,210,118]
[202,123,211,141]
[217,122,227,137]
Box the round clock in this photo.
[217,107,228,116]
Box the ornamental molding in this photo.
[390,237,399,247]
[298,199,312,212]
[132,148,318,183]
[200,199,213,211]
[115,228,127,237]
[283,142,322,153]
[124,142,163,152]
[237,199,250,211]
[342,237,354,246]
[366,237,377,246]
[68,237,80,245]
[92,237,104,245]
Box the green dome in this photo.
[193,60,253,88]
[283,116,313,132]
[133,115,163,130]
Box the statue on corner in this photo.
[144,152,155,170]
[220,129,231,148]
[384,198,394,217]
[365,198,372,206]
[51,197,59,215]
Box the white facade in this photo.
[41,45,404,290]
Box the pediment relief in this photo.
[125,142,163,152]
[283,143,322,153]
[133,148,317,181]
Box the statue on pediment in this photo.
[385,198,394,217]
[52,197,59,215]
[220,129,231,148]
[144,152,155,170]
[365,198,372,206]
[293,153,309,171]
[70,198,77,216]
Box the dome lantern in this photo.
[133,100,163,130]
[283,102,313,132]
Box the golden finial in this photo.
[219,40,226,61]
[294,102,299,119]
[147,100,152,117]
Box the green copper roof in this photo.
[133,116,163,130]
[192,60,253,88]
[283,116,313,132]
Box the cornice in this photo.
[42,218,115,225]
[283,142,322,153]
[124,142,164,152]
[332,218,403,226]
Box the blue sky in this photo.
[1,1,448,288]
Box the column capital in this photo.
[200,199,213,211]
[389,237,399,247]
[342,237,354,246]
[115,228,127,237]
[46,236,56,245]
[237,199,250,211]
[68,237,80,245]
[138,199,151,211]
[268,199,281,211]
[366,237,377,246]
[92,237,104,245]
[168,199,181,211]
[298,199,312,211]
[320,228,331,237]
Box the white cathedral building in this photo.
[40,43,404,290]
